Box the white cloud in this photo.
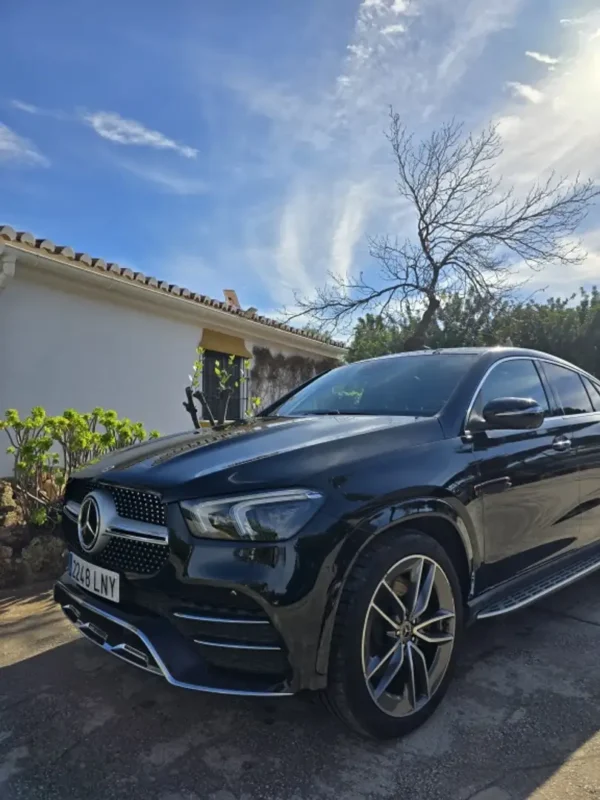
[11,100,41,114]
[347,43,371,60]
[498,21,600,185]
[0,122,48,167]
[330,183,369,282]
[10,100,69,121]
[361,0,415,14]
[560,18,587,27]
[525,50,560,65]
[118,161,208,195]
[506,81,544,103]
[211,0,526,309]
[525,228,600,297]
[435,0,522,90]
[381,23,406,35]
[83,111,198,159]
[274,192,315,304]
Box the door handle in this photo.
[552,436,572,451]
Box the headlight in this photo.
[180,489,324,542]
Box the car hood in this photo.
[74,414,440,499]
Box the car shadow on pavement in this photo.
[1,575,599,800]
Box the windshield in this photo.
[273,354,477,418]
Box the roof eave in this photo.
[6,242,346,359]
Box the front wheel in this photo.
[323,531,463,739]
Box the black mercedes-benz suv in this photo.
[55,347,600,739]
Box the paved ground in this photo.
[1,577,600,800]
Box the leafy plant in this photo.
[0,406,159,528]
[184,347,260,428]
[346,286,600,380]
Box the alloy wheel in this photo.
[360,555,456,717]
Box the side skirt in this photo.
[468,542,600,622]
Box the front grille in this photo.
[110,486,166,526]
[66,481,166,527]
[96,537,169,576]
[65,480,169,576]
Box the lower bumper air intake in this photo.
[54,578,294,697]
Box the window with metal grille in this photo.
[202,350,245,421]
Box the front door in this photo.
[468,357,581,590]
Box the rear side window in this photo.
[583,377,600,411]
[471,359,549,418]
[543,363,593,416]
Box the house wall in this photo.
[0,267,203,475]
[246,340,338,408]
[0,265,340,476]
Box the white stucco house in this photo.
[0,225,345,476]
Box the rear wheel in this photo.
[323,531,463,739]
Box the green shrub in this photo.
[0,406,160,528]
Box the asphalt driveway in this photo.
[1,576,599,800]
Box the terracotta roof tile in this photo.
[0,224,343,349]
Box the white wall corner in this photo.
[0,245,17,293]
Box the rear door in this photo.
[540,362,600,551]
[469,358,581,590]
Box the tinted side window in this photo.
[583,377,600,411]
[471,359,549,419]
[543,363,593,416]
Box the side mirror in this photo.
[481,397,544,431]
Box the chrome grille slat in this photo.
[194,638,282,651]
[173,611,270,624]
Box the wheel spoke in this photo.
[361,554,457,718]
[415,629,454,645]
[413,609,455,644]
[366,639,402,680]
[406,641,430,709]
[411,558,436,619]
[406,641,418,709]
[373,643,405,699]
[370,602,400,631]
[381,580,408,619]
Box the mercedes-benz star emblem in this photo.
[78,494,102,552]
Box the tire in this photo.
[323,530,464,739]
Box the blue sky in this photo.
[2,0,600,322]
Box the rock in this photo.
[0,544,20,589]
[0,529,65,589]
[0,544,13,562]
[0,524,29,550]
[21,535,66,578]
[0,480,14,507]
[0,480,24,527]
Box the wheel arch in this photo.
[315,497,479,678]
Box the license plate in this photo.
[69,553,120,602]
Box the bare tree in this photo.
[291,109,600,350]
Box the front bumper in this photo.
[57,482,342,694]
[55,577,294,696]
